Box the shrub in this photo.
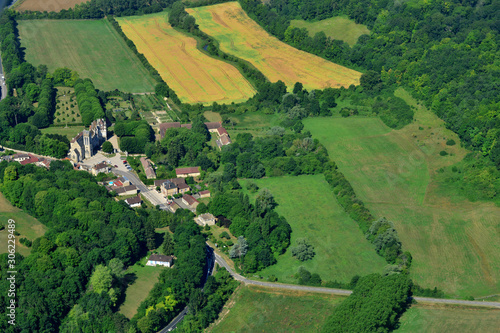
[446,139,456,146]
[220,231,230,240]
[439,150,448,156]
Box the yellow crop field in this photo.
[116,13,256,105]
[187,2,362,90]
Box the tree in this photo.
[161,232,174,256]
[229,236,248,259]
[255,188,277,216]
[196,202,208,215]
[89,265,113,294]
[102,141,113,153]
[291,238,315,261]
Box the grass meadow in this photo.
[187,2,362,90]
[209,285,345,333]
[240,175,385,284]
[397,303,500,333]
[291,16,370,47]
[18,19,156,93]
[0,193,47,257]
[41,126,85,140]
[116,13,256,105]
[303,89,500,297]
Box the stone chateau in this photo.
[70,119,107,162]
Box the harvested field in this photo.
[116,13,256,105]
[187,2,362,90]
[18,19,156,93]
[15,0,88,12]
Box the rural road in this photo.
[213,253,500,308]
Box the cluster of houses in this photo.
[2,153,52,168]
[159,121,232,149]
[104,176,142,208]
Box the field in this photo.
[209,285,345,333]
[15,0,88,12]
[291,17,370,47]
[54,87,81,125]
[18,19,156,93]
[240,175,385,284]
[187,2,362,90]
[303,89,500,297]
[116,13,256,105]
[119,260,165,319]
[0,193,48,257]
[397,303,500,332]
[41,126,85,140]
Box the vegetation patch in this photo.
[290,16,370,47]
[14,0,89,12]
[18,19,156,93]
[210,285,345,333]
[187,2,362,90]
[53,87,81,125]
[241,175,385,284]
[116,12,256,104]
[40,126,85,141]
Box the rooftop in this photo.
[148,254,173,263]
[125,196,142,205]
[176,167,200,175]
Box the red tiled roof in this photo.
[176,167,200,175]
[217,127,228,136]
[220,135,232,145]
[199,190,210,195]
[182,194,199,206]
[204,122,222,130]
[159,122,181,138]
[125,196,142,205]
[20,156,39,165]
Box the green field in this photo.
[18,19,156,93]
[303,91,500,297]
[210,285,345,333]
[0,193,47,257]
[291,16,370,46]
[241,175,385,284]
[119,261,165,319]
[397,303,500,333]
[41,126,85,140]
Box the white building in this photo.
[146,254,173,267]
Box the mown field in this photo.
[291,16,370,47]
[0,193,47,257]
[240,175,385,284]
[15,0,88,12]
[41,126,85,140]
[18,19,156,93]
[187,2,361,90]
[116,13,256,105]
[209,285,345,333]
[303,90,500,297]
[397,303,500,333]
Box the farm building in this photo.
[146,254,173,267]
[125,196,142,208]
[175,167,200,178]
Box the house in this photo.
[36,158,52,169]
[117,176,130,186]
[154,179,169,188]
[205,122,222,133]
[182,194,199,209]
[125,196,142,208]
[114,185,138,196]
[170,178,190,193]
[196,213,216,226]
[69,119,107,162]
[175,167,200,178]
[198,190,211,198]
[140,157,156,179]
[92,162,109,176]
[161,180,178,197]
[167,201,180,213]
[19,155,39,165]
[12,153,30,162]
[216,127,229,137]
[146,254,173,267]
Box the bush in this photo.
[446,139,456,146]
[439,150,448,156]
[291,238,315,261]
[219,231,230,240]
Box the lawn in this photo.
[116,13,256,105]
[240,175,385,284]
[41,126,85,141]
[291,16,370,47]
[15,0,88,12]
[119,261,165,319]
[303,89,500,297]
[18,19,156,93]
[188,2,362,90]
[209,285,345,333]
[396,303,500,333]
[0,193,48,257]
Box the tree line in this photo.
[74,78,105,126]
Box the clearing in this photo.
[41,126,85,141]
[116,13,256,105]
[14,0,88,12]
[209,285,345,333]
[303,89,500,297]
[291,16,370,47]
[187,2,361,90]
[18,19,156,93]
[397,303,500,332]
[240,175,385,284]
[0,192,48,257]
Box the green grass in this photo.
[41,126,85,140]
[54,87,81,125]
[303,91,500,297]
[396,303,500,333]
[119,261,165,319]
[240,175,385,284]
[209,285,345,333]
[0,193,47,257]
[291,16,370,47]
[18,19,156,93]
